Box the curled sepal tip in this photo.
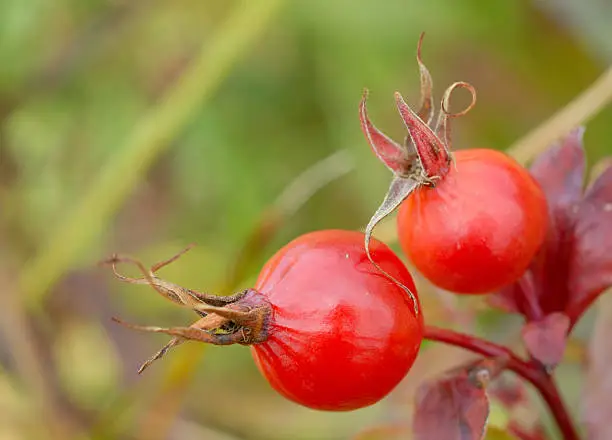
[416,32,434,126]
[435,81,477,154]
[364,176,420,315]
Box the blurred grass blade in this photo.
[19,0,285,308]
[223,149,354,291]
[508,65,612,164]
[274,149,354,218]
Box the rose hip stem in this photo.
[424,325,580,440]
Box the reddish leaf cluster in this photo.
[492,128,612,367]
[412,357,505,440]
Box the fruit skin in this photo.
[397,148,548,294]
[250,229,423,411]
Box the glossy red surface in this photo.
[397,149,548,294]
[250,230,423,411]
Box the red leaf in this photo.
[413,376,488,440]
[413,358,505,440]
[490,128,587,320]
[521,312,570,367]
[529,127,585,210]
[491,273,534,316]
[525,128,585,317]
[567,165,612,321]
[494,128,612,327]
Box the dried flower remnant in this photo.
[359,33,476,303]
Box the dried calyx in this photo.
[101,245,272,374]
[359,33,476,314]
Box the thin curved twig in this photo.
[508,65,612,165]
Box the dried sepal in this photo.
[395,91,449,178]
[364,176,420,314]
[135,337,183,374]
[416,32,434,125]
[361,32,477,183]
[111,309,255,346]
[359,89,417,175]
[101,248,272,373]
[102,247,247,308]
[435,81,477,155]
[360,34,476,314]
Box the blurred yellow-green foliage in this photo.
[1,0,611,439]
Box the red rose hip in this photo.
[397,149,548,293]
[251,230,423,410]
[360,34,548,294]
[104,230,423,411]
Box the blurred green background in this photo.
[1,0,611,439]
